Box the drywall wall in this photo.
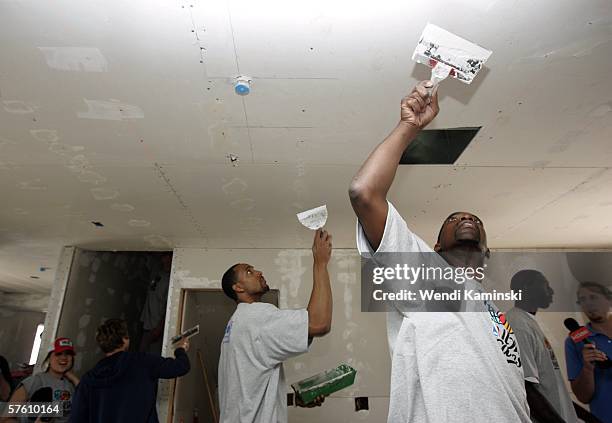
[0,308,45,369]
[54,250,157,374]
[159,247,391,423]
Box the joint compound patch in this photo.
[77,99,144,121]
[2,100,35,114]
[221,178,248,196]
[91,187,119,200]
[77,171,107,185]
[128,219,151,227]
[17,180,47,190]
[229,198,255,210]
[38,47,108,72]
[111,203,135,212]
[30,129,59,143]
[144,234,172,248]
[49,143,73,156]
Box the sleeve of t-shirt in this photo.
[356,201,433,255]
[146,348,191,379]
[257,308,309,367]
[564,337,583,381]
[17,374,41,398]
[510,323,540,384]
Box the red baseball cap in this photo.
[49,337,75,355]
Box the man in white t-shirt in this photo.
[506,270,579,423]
[218,229,333,423]
[349,81,531,422]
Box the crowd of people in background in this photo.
[0,318,189,423]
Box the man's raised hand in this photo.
[400,80,440,130]
[312,229,332,266]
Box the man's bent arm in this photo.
[570,366,596,403]
[525,382,566,423]
[349,81,438,251]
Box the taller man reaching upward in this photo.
[349,81,530,423]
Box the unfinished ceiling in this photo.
[0,0,611,293]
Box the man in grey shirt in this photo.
[506,270,578,423]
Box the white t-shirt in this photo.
[356,201,531,423]
[218,302,309,423]
[506,307,578,423]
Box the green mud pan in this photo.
[291,363,357,404]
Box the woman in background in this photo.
[1,338,79,423]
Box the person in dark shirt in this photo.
[69,318,190,423]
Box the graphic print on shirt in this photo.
[222,320,233,344]
[53,389,72,415]
[486,301,522,368]
[544,338,560,369]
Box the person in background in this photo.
[139,253,172,353]
[1,338,79,423]
[0,355,16,401]
[565,282,612,423]
[70,318,190,423]
[0,355,16,416]
[218,229,333,423]
[506,270,579,423]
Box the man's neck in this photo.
[590,314,612,336]
[440,248,485,271]
[106,348,127,357]
[515,302,538,315]
[239,295,262,304]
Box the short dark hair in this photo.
[96,319,129,353]
[437,211,484,243]
[577,281,612,300]
[222,264,240,302]
[511,269,546,292]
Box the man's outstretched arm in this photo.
[349,81,439,251]
[307,229,333,338]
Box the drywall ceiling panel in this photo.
[489,168,612,248]
[158,164,357,249]
[248,127,374,165]
[387,166,608,249]
[150,164,603,250]
[0,164,199,248]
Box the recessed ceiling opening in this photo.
[400,127,481,165]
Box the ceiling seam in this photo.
[153,162,208,244]
[225,1,255,163]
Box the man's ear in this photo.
[434,243,441,252]
[484,248,491,259]
[232,282,245,294]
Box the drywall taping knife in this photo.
[412,23,492,95]
[171,324,200,344]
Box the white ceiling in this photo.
[0,0,611,294]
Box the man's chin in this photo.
[262,285,270,293]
